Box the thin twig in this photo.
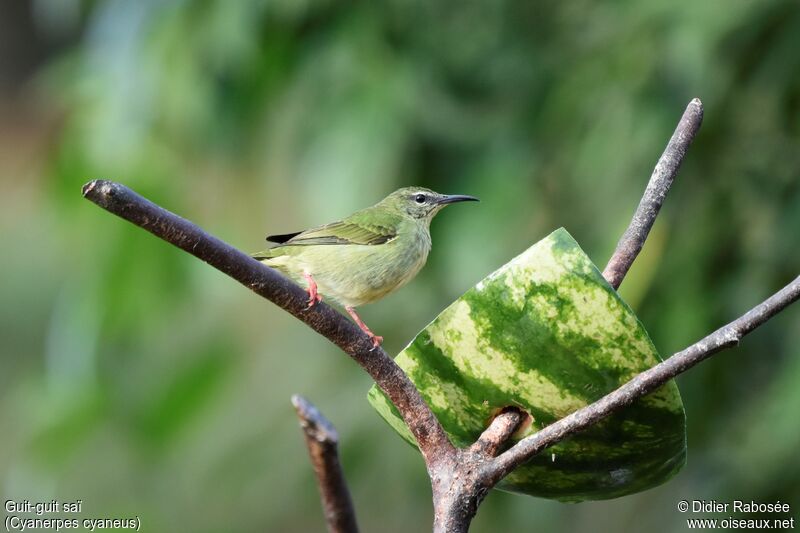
[81,180,455,468]
[603,98,704,289]
[292,395,359,533]
[486,275,800,483]
[468,409,524,458]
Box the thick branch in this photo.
[603,98,704,289]
[81,180,455,466]
[486,275,800,483]
[292,395,358,533]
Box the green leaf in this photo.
[368,228,686,501]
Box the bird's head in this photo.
[380,187,479,222]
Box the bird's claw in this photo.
[305,291,323,309]
[344,306,383,350]
[303,272,322,309]
[368,335,384,351]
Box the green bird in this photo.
[253,187,479,348]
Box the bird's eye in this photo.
[414,194,426,204]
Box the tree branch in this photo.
[292,395,359,533]
[80,180,455,469]
[603,98,704,289]
[486,274,800,483]
[468,408,524,458]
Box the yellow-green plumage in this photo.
[253,188,477,346]
[260,217,430,307]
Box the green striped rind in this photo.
[367,228,686,501]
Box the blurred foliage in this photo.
[1,0,798,531]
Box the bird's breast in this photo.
[361,229,430,297]
[336,229,430,306]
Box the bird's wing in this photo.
[254,207,402,260]
[265,218,398,247]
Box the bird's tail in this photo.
[251,247,283,263]
[251,249,289,272]
[252,252,295,283]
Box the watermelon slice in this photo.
[368,228,686,501]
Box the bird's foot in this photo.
[303,271,323,309]
[368,334,383,351]
[345,306,383,350]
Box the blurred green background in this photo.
[1,0,799,531]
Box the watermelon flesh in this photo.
[367,228,686,501]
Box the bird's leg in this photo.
[302,271,323,308]
[345,306,383,350]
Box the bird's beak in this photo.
[435,194,480,205]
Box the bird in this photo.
[253,187,479,349]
